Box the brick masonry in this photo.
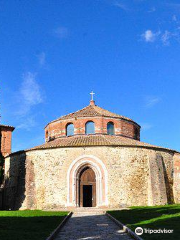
[44,101,140,142]
[0,125,14,157]
[45,117,140,142]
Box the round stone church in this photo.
[4,99,180,210]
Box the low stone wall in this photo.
[3,146,176,210]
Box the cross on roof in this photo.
[90,91,95,101]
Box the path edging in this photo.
[106,212,143,240]
[46,212,73,240]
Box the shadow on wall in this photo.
[162,157,175,204]
[3,151,27,210]
[155,153,175,205]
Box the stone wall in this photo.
[4,146,175,210]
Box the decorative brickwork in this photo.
[44,102,140,142]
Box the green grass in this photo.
[0,210,68,240]
[108,204,180,240]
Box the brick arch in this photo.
[67,155,108,207]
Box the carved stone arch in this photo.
[67,155,108,207]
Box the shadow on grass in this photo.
[108,205,180,240]
[108,205,180,225]
[0,214,127,240]
[0,215,66,240]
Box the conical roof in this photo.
[49,101,138,125]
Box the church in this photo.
[2,96,180,210]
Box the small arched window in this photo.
[66,123,74,136]
[85,121,95,134]
[107,122,115,135]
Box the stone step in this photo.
[73,207,106,214]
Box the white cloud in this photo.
[172,15,177,22]
[141,15,180,46]
[113,1,129,11]
[53,27,68,39]
[148,7,156,13]
[16,72,44,116]
[141,123,153,131]
[16,117,36,131]
[142,30,160,42]
[1,72,44,135]
[21,72,43,106]
[145,96,161,108]
[37,52,46,66]
[161,31,171,45]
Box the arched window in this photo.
[107,122,115,135]
[66,123,74,136]
[85,121,95,134]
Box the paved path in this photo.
[55,212,132,240]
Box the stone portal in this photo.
[67,155,108,207]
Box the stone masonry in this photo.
[4,146,178,210]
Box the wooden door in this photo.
[79,167,96,207]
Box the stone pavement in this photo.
[55,211,133,240]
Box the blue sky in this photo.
[1,0,180,152]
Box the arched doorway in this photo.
[79,167,96,207]
[67,155,108,207]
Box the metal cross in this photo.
[90,91,95,101]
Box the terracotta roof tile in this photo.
[50,104,137,124]
[0,124,15,129]
[28,135,174,152]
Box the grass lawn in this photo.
[0,210,68,240]
[108,204,180,240]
